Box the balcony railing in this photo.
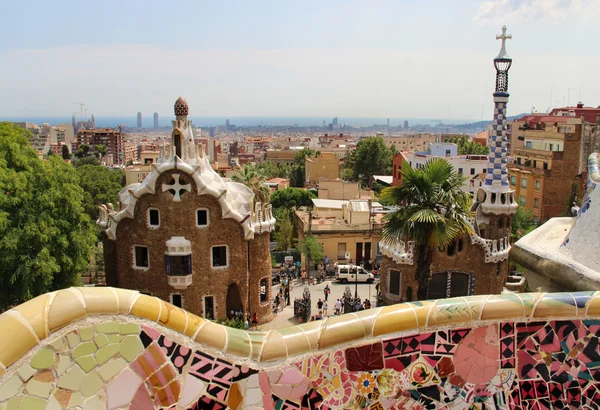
[168,275,193,290]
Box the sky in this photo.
[1,0,599,122]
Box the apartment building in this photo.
[73,128,125,164]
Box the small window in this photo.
[521,178,527,188]
[389,270,401,296]
[211,245,228,268]
[470,168,475,175]
[445,150,451,157]
[134,246,149,268]
[534,198,540,208]
[148,209,160,227]
[171,294,182,308]
[260,278,268,303]
[526,141,533,148]
[447,242,456,256]
[535,180,541,190]
[533,216,538,224]
[519,196,526,206]
[204,296,214,320]
[457,238,464,252]
[458,168,463,175]
[166,255,192,275]
[196,209,209,227]
[406,287,413,302]
[510,176,516,185]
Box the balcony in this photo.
[168,274,192,290]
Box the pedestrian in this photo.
[317,298,323,315]
[324,284,330,301]
[251,312,258,330]
[323,300,328,316]
[335,299,342,315]
[324,255,329,266]
[301,268,307,285]
[274,294,280,315]
[375,281,381,296]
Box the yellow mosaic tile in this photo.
[275,326,310,357]
[12,293,51,340]
[224,327,251,358]
[533,293,578,318]
[113,287,138,314]
[258,330,287,361]
[480,294,526,320]
[129,294,161,322]
[372,303,418,336]
[319,314,367,349]
[587,291,600,316]
[79,286,119,315]
[47,289,87,333]
[0,313,39,369]
[183,312,204,339]
[194,321,226,351]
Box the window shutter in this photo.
[165,255,171,274]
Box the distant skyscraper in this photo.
[404,120,409,129]
[153,112,159,129]
[209,127,215,138]
[225,119,230,130]
[91,114,95,129]
[72,115,77,132]
[323,120,326,128]
[137,112,142,128]
[332,117,338,126]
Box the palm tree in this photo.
[380,158,473,300]
[231,164,271,205]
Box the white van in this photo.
[335,264,375,284]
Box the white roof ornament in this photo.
[495,25,512,60]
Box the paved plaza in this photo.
[258,277,380,331]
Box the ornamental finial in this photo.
[495,25,512,60]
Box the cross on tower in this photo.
[162,174,191,202]
[496,25,512,58]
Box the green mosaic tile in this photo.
[16,363,36,382]
[66,332,80,348]
[79,327,94,341]
[55,354,70,377]
[19,396,46,410]
[93,334,108,348]
[119,323,140,335]
[72,342,97,359]
[0,375,23,401]
[5,395,22,410]
[98,357,127,381]
[82,393,104,410]
[119,335,143,362]
[80,371,102,398]
[57,365,85,390]
[107,334,124,344]
[95,343,119,365]
[30,348,55,369]
[69,391,84,407]
[49,336,65,352]
[24,379,52,399]
[75,355,98,373]
[94,321,119,334]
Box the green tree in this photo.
[270,187,316,210]
[274,208,295,251]
[297,234,324,271]
[96,144,107,157]
[71,154,100,167]
[291,148,321,187]
[61,144,70,160]
[0,122,97,310]
[74,143,90,159]
[446,135,489,155]
[511,206,536,241]
[380,158,472,301]
[256,161,293,180]
[232,164,271,204]
[351,137,396,186]
[75,165,125,222]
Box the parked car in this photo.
[335,264,375,284]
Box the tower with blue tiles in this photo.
[473,26,518,241]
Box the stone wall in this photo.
[1,288,600,409]
[106,169,272,322]
[380,237,507,304]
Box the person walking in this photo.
[323,300,328,316]
[301,268,307,286]
[324,284,330,302]
[335,299,342,315]
[317,299,323,316]
[251,312,258,330]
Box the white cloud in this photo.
[473,0,599,25]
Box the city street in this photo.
[258,277,380,331]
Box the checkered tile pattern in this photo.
[485,101,509,187]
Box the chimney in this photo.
[577,102,584,109]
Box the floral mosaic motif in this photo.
[2,319,600,409]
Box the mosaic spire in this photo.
[485,25,513,188]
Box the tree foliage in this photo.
[445,135,489,155]
[380,158,472,300]
[75,165,125,221]
[0,122,97,310]
[61,144,70,160]
[297,234,324,269]
[231,163,271,204]
[270,187,316,210]
[511,206,536,241]
[344,137,396,186]
[274,208,295,251]
[291,148,321,187]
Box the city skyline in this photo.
[1,0,599,119]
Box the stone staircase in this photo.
[502,271,526,293]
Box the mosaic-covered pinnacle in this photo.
[174,96,189,116]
